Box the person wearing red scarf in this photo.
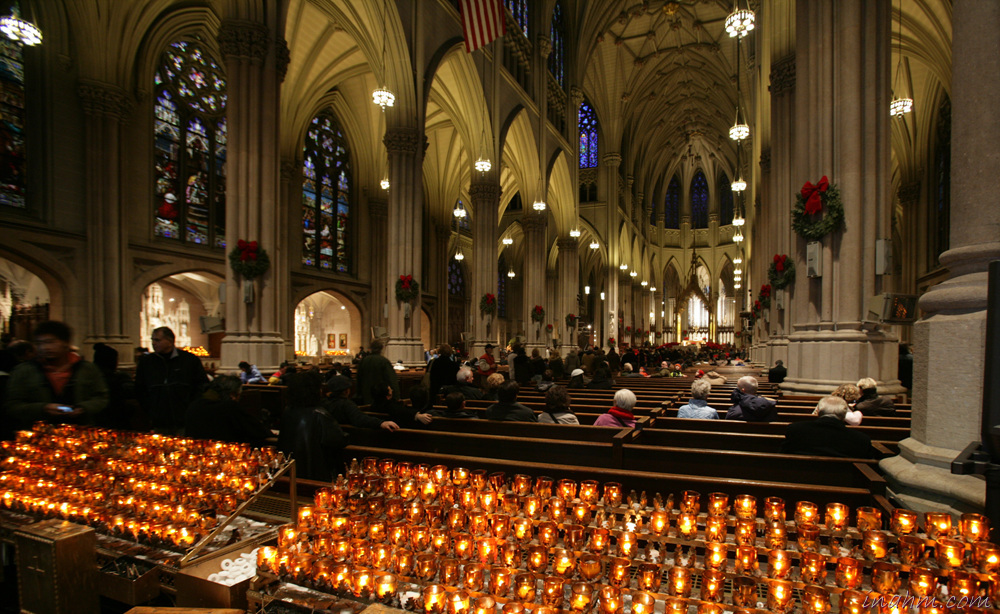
[594,389,637,427]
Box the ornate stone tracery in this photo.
[217,21,269,62]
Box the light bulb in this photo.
[584,286,590,295]
[600,292,606,300]
[380,177,390,190]
[507,269,515,278]
[454,250,464,261]
[372,86,395,110]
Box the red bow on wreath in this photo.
[236,240,259,261]
[800,176,830,215]
[400,274,413,291]
[486,294,495,304]
[773,254,788,273]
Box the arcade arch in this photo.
[293,290,363,360]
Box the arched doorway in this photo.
[293,291,362,360]
[140,271,224,357]
[0,257,51,339]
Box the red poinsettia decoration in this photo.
[760,284,772,299]
[800,175,829,215]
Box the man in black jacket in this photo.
[484,381,537,422]
[782,396,875,458]
[726,376,778,422]
[134,326,208,434]
[440,367,483,400]
[768,360,787,384]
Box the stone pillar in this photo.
[383,127,426,363]
[556,237,579,343]
[470,180,501,354]
[521,214,548,348]
[369,196,389,332]
[880,0,1000,514]
[434,222,452,348]
[279,158,298,361]
[78,81,134,364]
[603,152,622,348]
[767,53,795,368]
[782,0,901,394]
[218,21,287,371]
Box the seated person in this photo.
[567,368,587,389]
[238,361,267,384]
[538,385,579,425]
[536,369,556,392]
[323,374,399,432]
[441,366,484,400]
[594,389,637,427]
[726,376,778,422]
[622,363,641,377]
[668,363,684,377]
[186,374,271,447]
[782,396,875,458]
[586,364,614,389]
[482,373,505,401]
[429,391,479,419]
[854,377,896,416]
[371,381,432,428]
[484,381,537,422]
[768,359,787,384]
[830,383,863,426]
[677,378,720,419]
[704,370,727,386]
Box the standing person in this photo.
[92,342,137,430]
[768,360,788,384]
[677,379,720,419]
[726,376,778,422]
[563,348,580,374]
[429,344,461,400]
[134,326,209,434]
[356,339,400,405]
[477,344,498,377]
[898,344,913,391]
[5,321,109,429]
[238,361,267,384]
[548,349,565,379]
[605,346,621,374]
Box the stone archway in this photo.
[293,290,363,361]
[139,271,225,358]
[0,257,52,339]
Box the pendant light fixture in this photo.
[729,31,749,141]
[474,48,492,172]
[889,0,913,117]
[0,2,41,46]
[725,0,755,38]
[372,0,395,110]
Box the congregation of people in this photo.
[0,323,904,482]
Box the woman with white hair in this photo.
[593,389,637,427]
[854,377,896,416]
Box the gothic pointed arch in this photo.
[690,170,709,229]
[301,108,352,273]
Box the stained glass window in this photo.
[579,101,598,168]
[691,171,709,229]
[498,254,508,318]
[719,172,734,226]
[448,260,466,296]
[549,1,565,86]
[302,110,352,272]
[154,40,227,246]
[0,38,25,208]
[664,175,680,229]
[504,0,528,37]
[933,95,951,264]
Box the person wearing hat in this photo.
[324,373,399,432]
[478,343,498,376]
[567,368,586,389]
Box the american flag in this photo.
[460,0,506,53]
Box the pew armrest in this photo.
[872,442,893,457]
[854,461,886,496]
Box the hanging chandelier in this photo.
[532,199,546,211]
[734,267,742,275]
[474,156,492,173]
[732,211,745,226]
[731,176,747,192]
[372,0,395,110]
[453,201,467,218]
[734,253,743,265]
[889,0,913,117]
[590,240,599,250]
[641,280,648,287]
[454,250,464,261]
[0,3,41,46]
[502,237,513,245]
[725,3,755,38]
[630,270,638,278]
[507,269,515,278]
[734,282,742,289]
[620,263,629,271]
[380,175,390,190]
[733,228,744,243]
[729,115,750,141]
[569,228,581,238]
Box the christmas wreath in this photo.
[636,328,644,337]
[565,313,578,328]
[792,175,845,240]
[768,254,796,289]
[626,326,632,333]
[546,324,554,332]
[530,305,546,323]
[758,284,772,309]
[480,293,497,316]
[607,337,616,346]
[229,240,271,280]
[395,274,420,302]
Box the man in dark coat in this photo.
[134,326,208,434]
[782,396,875,458]
[484,381,537,422]
[854,377,896,416]
[605,347,621,374]
[440,366,484,400]
[768,360,788,384]
[726,376,778,422]
[356,339,399,405]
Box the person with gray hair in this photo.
[781,396,875,458]
[854,377,896,416]
[440,366,483,400]
[726,375,778,422]
[678,378,720,419]
[594,388,637,427]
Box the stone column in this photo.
[470,179,501,354]
[218,21,287,371]
[880,0,1000,514]
[767,54,795,369]
[782,0,900,394]
[521,214,548,348]
[369,196,389,332]
[556,237,579,342]
[434,222,452,347]
[279,158,298,361]
[383,127,426,363]
[78,81,134,364]
[603,152,622,348]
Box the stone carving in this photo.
[769,55,795,95]
[78,80,133,119]
[759,147,771,173]
[218,21,269,62]
[369,199,388,218]
[275,39,291,80]
[521,215,548,232]
[898,182,921,206]
[469,182,502,203]
[570,86,584,108]
[603,152,622,167]
[383,128,422,155]
[537,36,552,59]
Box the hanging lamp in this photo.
[0,2,41,46]
[725,0,755,38]
[889,0,913,117]
[372,0,395,110]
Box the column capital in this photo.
[521,214,548,233]
[556,237,578,251]
[280,158,297,181]
[759,147,772,173]
[536,36,553,59]
[898,181,921,207]
[469,181,502,202]
[435,222,453,243]
[603,152,622,167]
[78,80,133,120]
[276,39,291,81]
[570,86,585,109]
[384,127,422,155]
[769,55,796,95]
[218,20,270,62]
[369,198,388,219]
